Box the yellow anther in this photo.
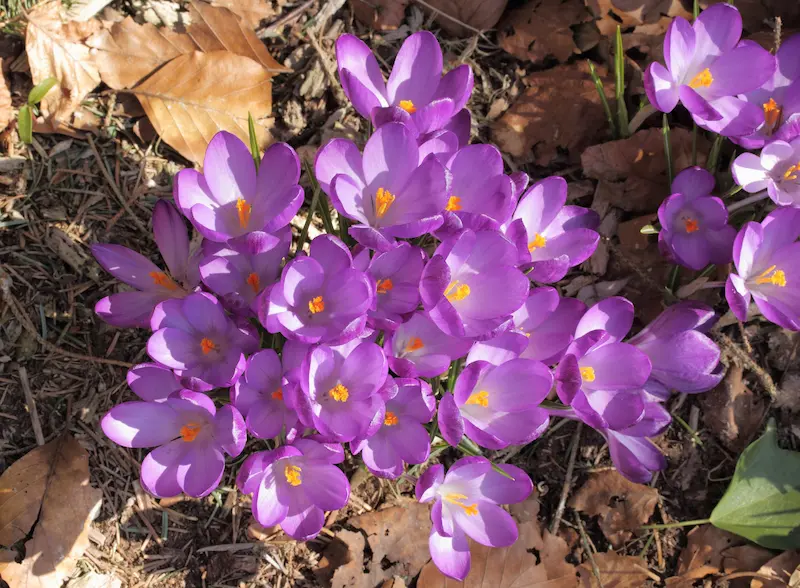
[444,493,478,516]
[384,411,399,426]
[466,390,489,407]
[308,296,325,314]
[528,233,547,251]
[376,187,396,218]
[398,100,417,114]
[405,337,424,352]
[329,383,349,402]
[200,337,216,355]
[580,366,596,382]
[784,162,800,181]
[376,278,394,294]
[180,423,201,442]
[444,280,471,302]
[236,198,252,228]
[246,272,261,293]
[149,271,179,291]
[689,68,713,89]
[446,196,462,211]
[763,97,782,134]
[754,265,787,287]
[271,388,283,401]
[684,218,700,233]
[284,464,302,486]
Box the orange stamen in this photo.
[580,366,596,382]
[180,423,201,442]
[444,493,478,516]
[784,162,800,181]
[528,233,546,251]
[376,278,394,294]
[246,272,261,294]
[466,390,489,407]
[689,68,713,89]
[200,338,216,354]
[236,198,252,228]
[308,296,325,314]
[329,383,349,402]
[405,337,424,352]
[149,271,179,291]
[444,280,470,302]
[754,265,786,287]
[398,100,416,114]
[763,97,782,134]
[376,187,396,218]
[384,411,399,426]
[684,218,700,233]
[446,196,462,211]
[271,388,283,401]
[284,464,302,486]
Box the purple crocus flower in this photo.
[102,390,245,497]
[260,235,374,345]
[148,292,259,389]
[416,457,532,581]
[200,228,290,316]
[351,378,435,478]
[353,243,426,330]
[732,138,800,206]
[555,297,652,431]
[421,229,529,339]
[295,339,387,442]
[657,166,736,270]
[231,349,299,440]
[174,132,303,242]
[726,207,800,330]
[511,286,587,364]
[599,400,670,483]
[628,301,723,395]
[438,357,552,450]
[335,31,473,136]
[314,123,449,251]
[435,145,516,238]
[93,200,199,328]
[384,311,473,378]
[734,34,800,148]
[644,4,776,137]
[126,363,182,402]
[505,177,599,283]
[237,438,349,540]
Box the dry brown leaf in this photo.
[130,50,272,164]
[699,364,767,452]
[585,0,691,36]
[0,434,102,588]
[702,0,800,34]
[0,60,10,134]
[577,553,651,587]
[86,17,197,90]
[665,525,773,587]
[491,61,614,165]
[348,0,410,31]
[570,470,658,549]
[581,128,707,213]
[209,0,279,29]
[25,2,101,126]
[416,496,577,587]
[328,499,432,588]
[187,0,288,73]
[498,0,591,63]
[421,0,509,37]
[751,550,800,588]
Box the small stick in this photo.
[715,332,778,399]
[575,511,604,588]
[551,422,582,535]
[18,366,45,446]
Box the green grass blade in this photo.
[615,26,629,137]
[588,62,617,138]
[18,104,32,144]
[27,77,57,105]
[707,135,724,172]
[247,112,260,172]
[662,113,673,189]
[693,0,699,18]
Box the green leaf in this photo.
[710,419,800,549]
[27,77,58,105]
[247,112,260,172]
[614,26,629,137]
[18,105,33,144]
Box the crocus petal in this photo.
[102,401,180,448]
[147,328,202,370]
[664,16,695,80]
[416,464,444,502]
[178,444,225,497]
[680,86,722,121]
[644,62,679,113]
[387,31,442,107]
[575,297,634,342]
[696,96,763,137]
[203,131,257,206]
[281,498,325,541]
[95,291,165,328]
[302,464,350,511]
[252,469,289,527]
[140,439,186,498]
[434,64,473,112]
[315,138,365,196]
[437,393,464,447]
[430,527,471,581]
[91,244,165,291]
[707,43,776,98]
[693,3,741,57]
[336,34,387,115]
[173,168,214,222]
[152,200,190,282]
[127,363,182,402]
[454,501,518,548]
[214,405,246,457]
[671,166,716,200]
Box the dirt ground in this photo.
[1,0,799,587]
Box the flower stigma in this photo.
[444,493,478,516]
[763,98,782,134]
[445,280,471,302]
[580,366,596,382]
[200,337,217,355]
[446,196,462,211]
[405,337,424,352]
[284,464,302,486]
[384,411,399,426]
[398,100,416,114]
[329,383,349,402]
[149,271,179,291]
[271,388,283,401]
[376,187,396,218]
[683,218,700,233]
[308,296,325,314]
[689,68,713,89]
[236,198,251,228]
[246,272,261,293]
[466,390,489,407]
[180,423,201,442]
[376,278,394,294]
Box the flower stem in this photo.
[662,114,673,190]
[640,518,712,530]
[727,190,768,213]
[615,26,629,138]
[691,122,698,166]
[707,135,724,172]
[588,62,617,138]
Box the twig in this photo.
[87,135,148,234]
[259,0,314,37]
[18,366,45,446]
[551,422,582,535]
[715,332,778,399]
[575,511,604,588]
[411,0,494,44]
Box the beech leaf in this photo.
[130,50,273,164]
[25,2,101,124]
[710,419,800,549]
[0,434,102,588]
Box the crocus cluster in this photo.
[93,28,735,582]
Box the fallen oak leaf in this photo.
[129,50,273,165]
[209,0,279,30]
[419,0,509,37]
[577,552,653,587]
[25,2,101,126]
[585,0,691,36]
[0,434,102,588]
[348,0,410,31]
[751,550,800,588]
[569,469,658,549]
